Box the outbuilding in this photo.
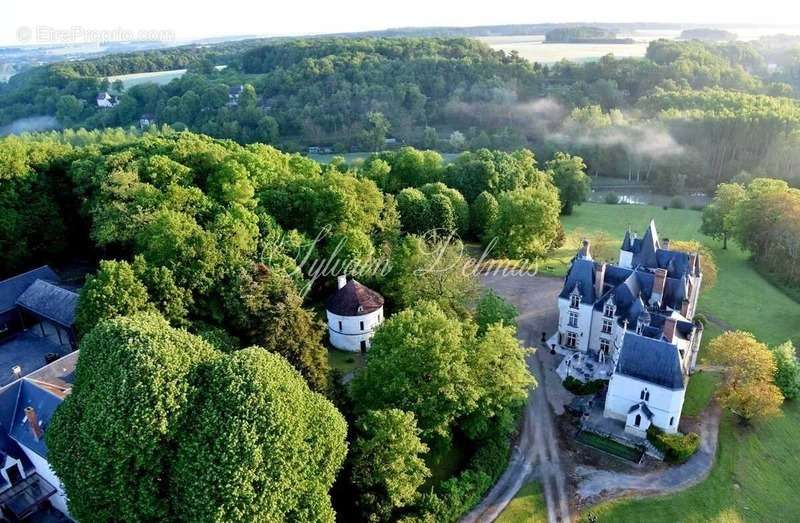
[326,276,384,353]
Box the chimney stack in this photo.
[337,275,347,289]
[662,238,670,250]
[578,238,592,260]
[688,252,698,276]
[595,263,607,297]
[11,366,21,381]
[650,268,667,306]
[24,407,43,441]
[663,317,678,343]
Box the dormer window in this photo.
[570,293,580,309]
[604,302,615,318]
[357,305,364,313]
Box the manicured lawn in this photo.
[326,348,363,374]
[682,371,722,417]
[555,203,800,522]
[497,481,547,523]
[589,404,800,523]
[576,431,644,463]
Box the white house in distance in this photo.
[555,220,704,436]
[96,92,118,108]
[326,276,384,353]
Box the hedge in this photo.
[647,425,701,463]
[563,376,607,395]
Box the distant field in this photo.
[555,202,800,522]
[106,69,187,89]
[478,35,651,64]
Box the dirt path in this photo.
[576,403,722,506]
[463,274,574,523]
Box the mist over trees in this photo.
[6,35,800,190]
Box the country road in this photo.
[462,273,574,523]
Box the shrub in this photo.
[563,376,606,395]
[647,425,700,463]
[604,192,620,205]
[670,196,687,209]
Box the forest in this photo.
[3,35,800,190]
[0,128,586,522]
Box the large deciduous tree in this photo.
[382,235,479,319]
[224,263,329,392]
[47,313,218,522]
[74,259,150,336]
[770,341,800,401]
[488,185,561,260]
[172,348,347,522]
[350,409,430,521]
[351,302,479,443]
[546,152,590,215]
[709,331,784,422]
[700,182,746,249]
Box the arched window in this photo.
[640,388,650,401]
[670,416,675,426]
[634,414,641,427]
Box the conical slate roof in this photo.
[326,279,384,317]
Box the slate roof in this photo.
[559,258,596,303]
[628,401,654,420]
[0,267,59,314]
[326,279,384,317]
[633,220,660,268]
[15,280,77,328]
[616,332,685,390]
[9,380,62,459]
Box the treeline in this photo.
[6,36,800,189]
[703,178,800,286]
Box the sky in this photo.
[4,0,800,46]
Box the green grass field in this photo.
[556,203,800,522]
[497,482,548,523]
[682,371,722,417]
[326,349,363,374]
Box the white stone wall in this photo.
[327,307,383,352]
[557,298,593,352]
[618,249,633,269]
[604,373,686,433]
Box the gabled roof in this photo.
[628,401,654,420]
[326,279,384,317]
[0,267,59,314]
[559,258,596,304]
[616,332,685,390]
[15,280,78,328]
